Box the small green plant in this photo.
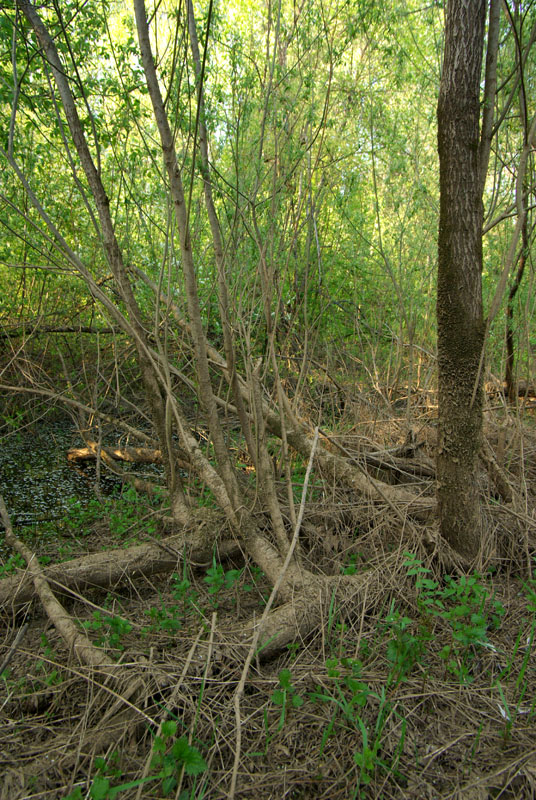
[309,657,405,796]
[34,634,62,686]
[65,487,159,542]
[108,486,142,537]
[403,552,505,683]
[82,612,132,652]
[65,497,102,532]
[151,720,208,796]
[382,603,429,683]
[64,725,207,799]
[353,716,380,792]
[0,552,25,577]
[3,408,25,430]
[203,558,242,606]
[271,668,304,731]
[341,553,359,575]
[144,600,182,633]
[144,572,201,634]
[1,668,28,695]
[171,573,199,611]
[58,542,74,559]
[243,565,264,593]
[286,642,301,660]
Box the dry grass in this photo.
[2,401,536,799]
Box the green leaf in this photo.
[419,578,438,591]
[161,720,178,739]
[171,738,208,775]
[90,776,111,800]
[278,669,292,688]
[161,775,177,796]
[271,689,285,705]
[64,790,84,800]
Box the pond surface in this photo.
[0,421,102,528]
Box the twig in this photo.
[229,428,320,799]
[0,622,29,675]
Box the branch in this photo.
[0,494,109,668]
[479,0,501,194]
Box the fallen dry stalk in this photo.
[230,428,319,799]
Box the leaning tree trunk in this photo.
[18,0,190,525]
[436,0,486,561]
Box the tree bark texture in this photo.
[437,0,486,560]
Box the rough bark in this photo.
[0,519,240,610]
[437,0,486,560]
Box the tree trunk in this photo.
[437,0,486,561]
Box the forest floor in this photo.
[1,390,536,799]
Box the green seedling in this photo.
[203,559,242,606]
[309,656,405,796]
[82,612,132,652]
[403,552,505,683]
[171,574,199,611]
[151,720,208,796]
[243,565,264,593]
[34,634,62,686]
[382,603,429,683]
[143,573,201,634]
[65,725,208,799]
[144,602,182,633]
[286,642,301,660]
[341,553,360,575]
[0,552,25,577]
[271,668,304,731]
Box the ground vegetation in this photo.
[1,0,536,797]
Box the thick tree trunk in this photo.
[437,0,486,561]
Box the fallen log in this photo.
[0,495,109,667]
[363,451,436,481]
[0,512,240,610]
[67,443,164,464]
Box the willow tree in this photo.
[436,0,488,561]
[1,0,439,673]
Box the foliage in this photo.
[403,553,506,683]
[309,655,405,795]
[82,612,133,653]
[203,558,242,605]
[270,668,304,731]
[64,724,207,799]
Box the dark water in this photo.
[0,421,99,528]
